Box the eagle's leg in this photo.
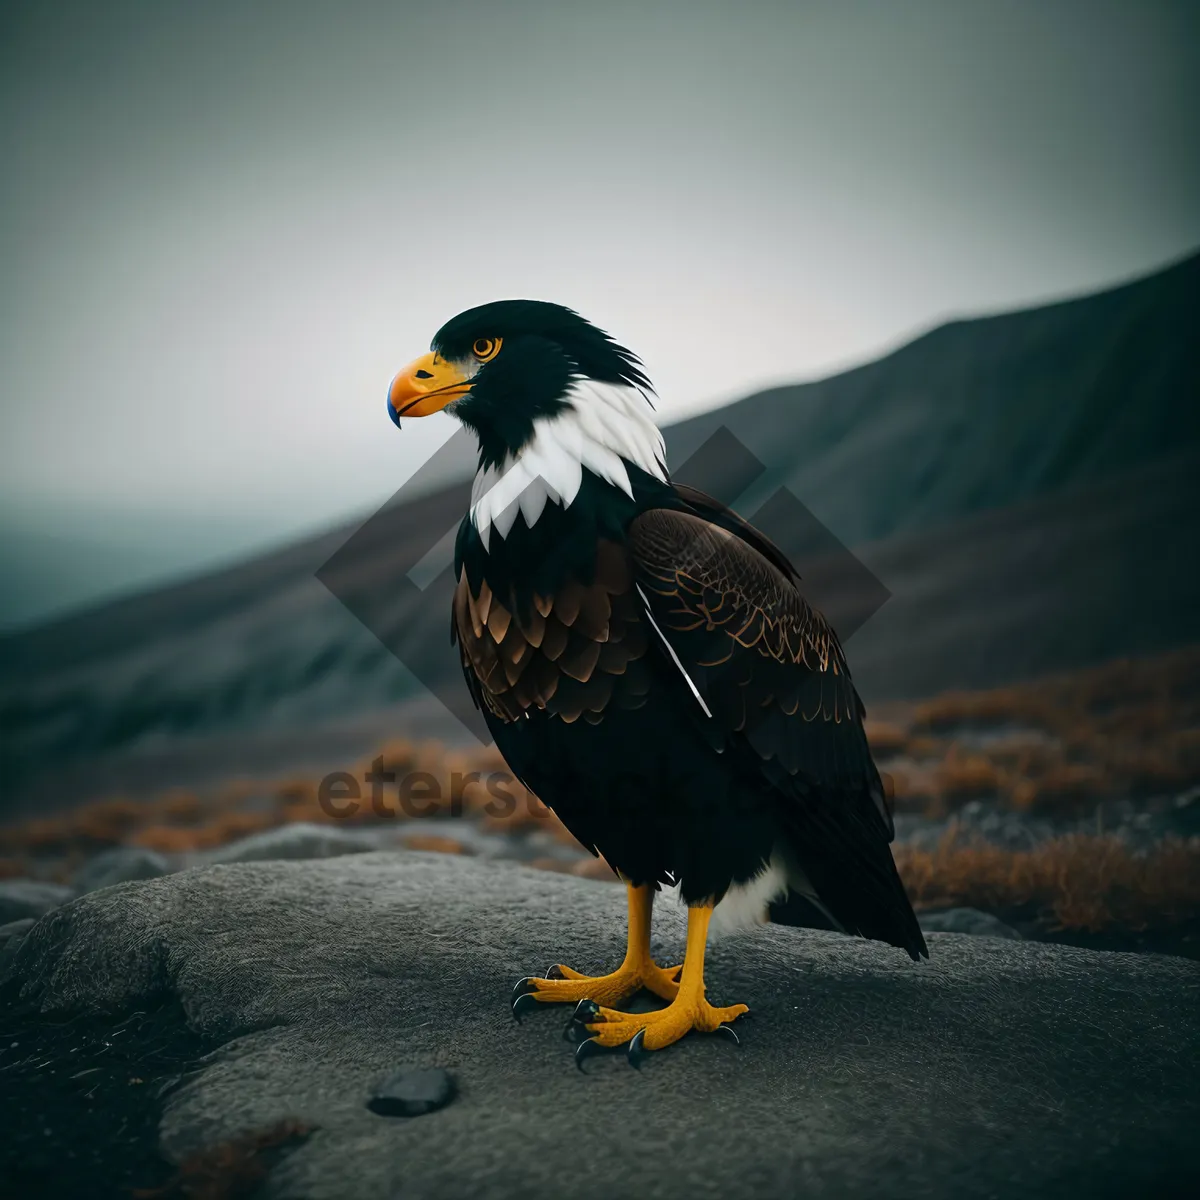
[569,902,749,1062]
[511,882,681,1015]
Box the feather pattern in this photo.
[452,539,649,724]
[622,500,925,954]
[627,506,894,836]
[470,381,665,543]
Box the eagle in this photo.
[387,301,926,1066]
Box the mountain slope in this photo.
[665,249,1200,545]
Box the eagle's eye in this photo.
[472,337,502,362]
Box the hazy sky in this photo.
[2,0,1198,626]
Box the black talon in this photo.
[563,1015,592,1044]
[575,1037,604,1072]
[572,998,601,1022]
[512,992,541,1022]
[627,1029,648,1069]
[715,1022,741,1045]
[563,998,603,1043]
[546,964,566,980]
[511,978,540,1021]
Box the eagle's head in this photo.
[388,300,657,469]
[389,301,668,545]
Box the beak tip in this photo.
[386,351,467,422]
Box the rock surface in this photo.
[73,846,172,893]
[0,879,74,924]
[918,907,1024,939]
[0,917,36,943]
[0,917,36,959]
[4,852,1198,1199]
[192,821,387,866]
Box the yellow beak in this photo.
[388,352,471,420]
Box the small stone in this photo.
[0,880,74,925]
[73,847,172,893]
[368,1067,457,1118]
[919,907,1023,939]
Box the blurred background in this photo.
[2,0,1198,952]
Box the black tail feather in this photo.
[774,791,929,961]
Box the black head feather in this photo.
[432,300,652,392]
[432,301,653,469]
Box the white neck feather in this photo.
[469,379,667,548]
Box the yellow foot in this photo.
[511,957,682,1017]
[566,994,750,1068]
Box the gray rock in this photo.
[919,907,1024,939]
[368,1066,456,1117]
[73,846,172,893]
[0,917,37,971]
[0,879,73,924]
[0,917,36,947]
[195,821,385,865]
[4,852,1198,1199]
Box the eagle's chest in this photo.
[452,532,651,726]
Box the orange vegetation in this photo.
[863,720,907,756]
[401,834,466,855]
[133,1119,312,1200]
[867,646,1200,816]
[896,830,1200,932]
[933,748,1004,803]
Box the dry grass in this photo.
[0,857,27,880]
[1008,763,1108,813]
[910,646,1200,735]
[897,830,1200,932]
[130,811,282,854]
[133,1119,312,1200]
[933,748,1005,804]
[0,762,566,859]
[401,833,466,855]
[902,733,946,760]
[866,646,1200,816]
[863,720,908,756]
[914,688,1060,733]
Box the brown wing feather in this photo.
[629,506,892,836]
[453,539,648,724]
